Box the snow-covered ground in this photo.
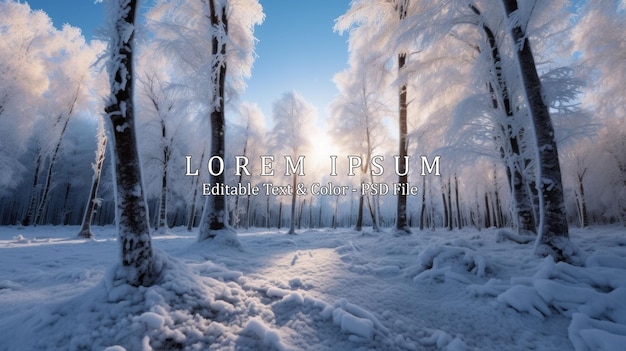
[1,224,625,350]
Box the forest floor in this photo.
[1,224,625,350]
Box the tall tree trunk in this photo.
[442,186,449,229]
[447,176,453,231]
[492,168,503,228]
[419,175,426,230]
[365,192,378,231]
[34,83,81,226]
[78,133,107,239]
[105,0,155,287]
[454,174,461,229]
[576,171,589,228]
[288,173,297,234]
[61,175,73,225]
[278,201,282,229]
[364,121,380,232]
[157,167,168,232]
[395,0,411,234]
[332,196,338,229]
[503,0,572,261]
[156,107,172,234]
[318,205,322,228]
[484,192,491,228]
[245,194,251,229]
[470,4,536,234]
[199,0,231,240]
[297,198,305,231]
[265,195,270,229]
[308,200,313,228]
[231,122,250,228]
[355,193,364,231]
[22,152,42,226]
[187,147,205,232]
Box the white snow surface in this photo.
[1,225,625,350]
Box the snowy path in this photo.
[1,225,625,350]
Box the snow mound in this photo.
[493,255,626,350]
[198,227,243,250]
[406,243,492,282]
[2,251,264,350]
[495,229,535,244]
[12,234,30,244]
[240,317,288,350]
[420,329,468,351]
[327,299,389,341]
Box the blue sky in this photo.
[25,0,351,124]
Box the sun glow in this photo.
[308,133,338,171]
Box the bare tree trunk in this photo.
[419,176,426,230]
[245,194,251,229]
[105,0,154,287]
[447,176,453,231]
[288,173,297,234]
[492,168,503,228]
[576,170,589,228]
[484,192,491,228]
[503,0,572,261]
[199,0,231,240]
[61,178,73,225]
[297,198,305,231]
[278,201,283,229]
[365,192,378,231]
[364,158,381,232]
[34,83,81,226]
[157,145,169,234]
[22,152,42,226]
[187,147,205,232]
[34,115,70,225]
[355,193,364,231]
[231,121,250,228]
[442,187,449,229]
[318,205,322,228]
[78,133,107,239]
[395,0,411,234]
[454,174,461,229]
[265,195,270,229]
[332,196,338,229]
[308,200,313,229]
[470,4,536,234]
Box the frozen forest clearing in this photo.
[1,225,625,350]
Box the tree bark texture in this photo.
[78,134,107,239]
[502,0,571,261]
[199,0,229,240]
[105,0,155,287]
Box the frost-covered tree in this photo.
[147,0,263,242]
[472,4,535,235]
[199,0,231,239]
[136,65,178,235]
[32,78,84,226]
[3,13,102,226]
[336,0,417,234]
[501,0,573,261]
[227,102,267,228]
[0,1,50,194]
[270,91,316,235]
[104,0,155,287]
[330,65,390,232]
[573,1,626,226]
[395,0,412,234]
[78,118,107,239]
